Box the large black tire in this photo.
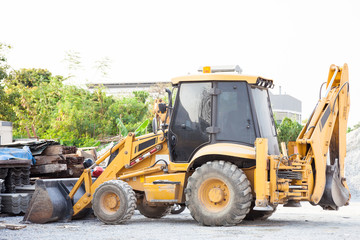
[137,196,171,218]
[244,201,277,220]
[185,161,252,226]
[92,180,136,224]
[171,203,186,214]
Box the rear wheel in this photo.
[92,180,136,224]
[185,161,252,226]
[244,201,277,220]
[137,196,171,218]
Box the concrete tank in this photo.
[0,121,13,145]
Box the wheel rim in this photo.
[100,191,120,214]
[198,178,230,212]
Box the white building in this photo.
[0,121,13,145]
[86,82,171,98]
[269,92,302,124]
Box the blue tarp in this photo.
[0,146,35,164]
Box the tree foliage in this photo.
[0,43,11,81]
[3,68,63,87]
[347,122,360,133]
[0,84,15,121]
[0,43,15,121]
[276,117,303,146]
[1,68,151,147]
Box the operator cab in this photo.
[167,65,279,163]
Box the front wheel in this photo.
[185,161,252,226]
[92,180,136,224]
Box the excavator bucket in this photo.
[23,178,88,223]
[319,160,350,210]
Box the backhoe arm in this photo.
[296,64,350,206]
[254,64,350,211]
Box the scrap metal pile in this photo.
[0,155,32,215]
[0,140,96,215]
[32,145,86,178]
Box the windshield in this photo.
[251,87,279,155]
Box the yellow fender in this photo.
[187,143,256,170]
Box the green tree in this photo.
[3,71,151,147]
[1,43,152,147]
[4,68,63,87]
[0,43,11,81]
[0,84,15,121]
[276,117,303,146]
[347,122,360,133]
[133,91,150,103]
[2,68,63,125]
[114,91,151,131]
[0,43,15,121]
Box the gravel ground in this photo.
[1,199,360,240]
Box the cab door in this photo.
[215,81,256,145]
[168,82,212,162]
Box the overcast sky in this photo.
[2,0,360,126]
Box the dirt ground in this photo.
[1,199,360,240]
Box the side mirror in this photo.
[165,88,172,108]
[152,117,158,134]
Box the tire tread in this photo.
[185,161,252,226]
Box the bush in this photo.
[1,69,151,147]
[276,117,303,146]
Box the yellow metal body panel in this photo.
[243,167,255,193]
[287,141,297,156]
[254,138,270,208]
[144,173,186,202]
[143,184,178,202]
[189,143,256,164]
[171,74,272,85]
[168,162,189,172]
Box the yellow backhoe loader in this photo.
[24,64,351,226]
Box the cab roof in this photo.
[171,74,274,88]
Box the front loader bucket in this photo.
[318,162,350,210]
[23,178,87,224]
